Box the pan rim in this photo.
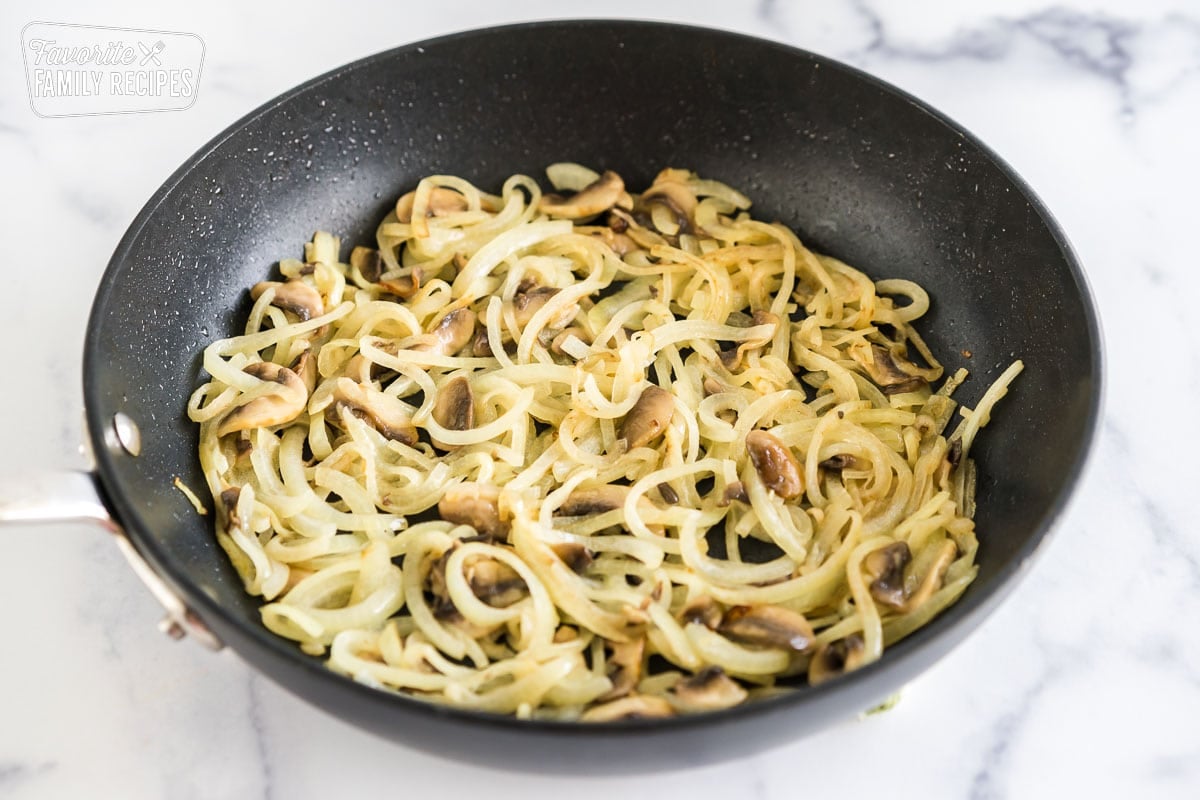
[83,18,1104,737]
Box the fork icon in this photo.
[138,40,166,66]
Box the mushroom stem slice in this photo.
[217,361,309,437]
[808,634,866,686]
[539,171,627,220]
[580,694,675,722]
[745,430,804,500]
[331,378,418,445]
[671,667,748,712]
[438,482,509,540]
[431,375,474,450]
[717,605,814,652]
[251,279,324,321]
[618,385,675,450]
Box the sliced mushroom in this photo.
[549,542,594,573]
[864,541,912,610]
[550,326,592,357]
[349,246,383,283]
[395,187,469,223]
[702,376,731,396]
[854,344,929,395]
[643,183,696,235]
[331,377,418,445]
[745,430,804,500]
[411,308,476,356]
[672,666,747,711]
[438,482,509,539]
[217,361,309,437]
[719,481,750,506]
[902,539,958,612]
[378,269,422,300]
[580,694,675,722]
[250,279,324,321]
[431,376,474,450]
[219,486,241,529]
[717,605,814,652]
[719,310,778,371]
[808,634,866,686]
[471,325,494,357]
[510,285,579,330]
[679,595,723,629]
[588,227,639,257]
[819,453,861,472]
[657,482,679,505]
[466,559,527,608]
[599,638,645,701]
[290,350,317,395]
[540,170,626,220]
[617,385,674,450]
[556,485,634,516]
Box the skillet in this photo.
[2,20,1101,772]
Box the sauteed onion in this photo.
[188,165,1021,719]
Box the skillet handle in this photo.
[0,470,224,651]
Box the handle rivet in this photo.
[111,413,142,457]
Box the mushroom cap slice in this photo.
[717,605,814,652]
[411,307,476,356]
[251,279,324,321]
[679,595,723,629]
[539,171,626,220]
[349,246,383,283]
[598,637,645,702]
[864,541,912,610]
[580,694,675,722]
[438,482,509,540]
[671,667,748,712]
[217,361,309,437]
[331,378,418,445]
[431,375,474,450]
[618,385,675,450]
[745,430,804,500]
[853,343,930,395]
[901,539,958,612]
[808,634,866,686]
[394,186,470,223]
[465,559,527,608]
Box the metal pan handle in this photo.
[0,469,224,651]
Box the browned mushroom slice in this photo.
[863,541,912,610]
[431,376,474,450]
[808,634,866,686]
[394,187,470,223]
[219,486,241,529]
[331,378,418,445]
[512,286,559,327]
[470,325,494,358]
[550,326,592,357]
[349,246,383,283]
[717,605,814,652]
[438,482,509,539]
[902,539,958,611]
[217,361,309,437]
[719,481,750,506]
[411,307,476,356]
[556,485,633,516]
[549,542,594,573]
[250,279,324,321]
[284,350,315,395]
[580,694,675,722]
[853,344,929,395]
[679,595,723,629]
[378,269,422,300]
[599,638,645,701]
[672,666,747,711]
[618,385,674,450]
[745,430,804,500]
[702,376,731,396]
[588,227,639,257]
[819,453,861,472]
[465,559,527,608]
[643,176,698,235]
[539,170,626,220]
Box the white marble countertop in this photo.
[2,0,1197,797]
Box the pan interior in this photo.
[85,21,1098,706]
